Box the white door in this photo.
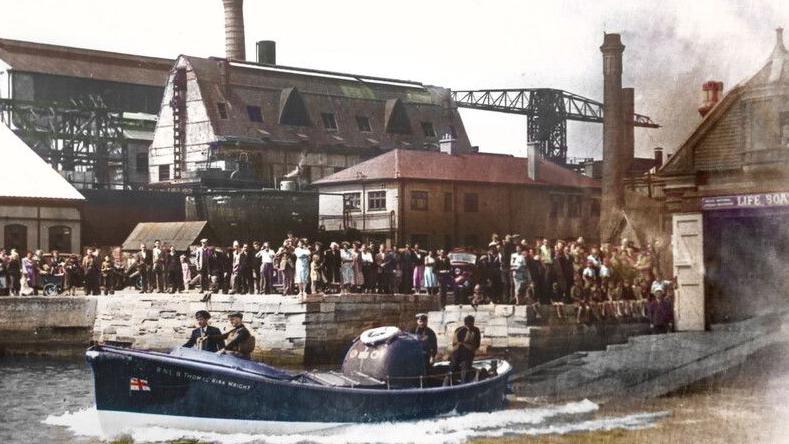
[672,213,705,331]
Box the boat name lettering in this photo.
[154,367,251,391]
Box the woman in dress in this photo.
[423,250,439,295]
[21,251,37,295]
[351,243,365,291]
[412,243,425,294]
[339,242,354,295]
[293,239,312,298]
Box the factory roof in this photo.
[0,38,172,87]
[312,149,600,188]
[162,55,472,153]
[0,123,84,201]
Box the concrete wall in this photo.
[0,297,96,356]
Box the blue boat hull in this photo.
[86,345,511,431]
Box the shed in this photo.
[122,221,212,252]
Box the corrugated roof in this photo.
[0,38,172,87]
[0,123,85,201]
[312,149,600,188]
[122,221,208,251]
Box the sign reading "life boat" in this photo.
[702,192,789,210]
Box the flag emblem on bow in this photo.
[130,377,150,391]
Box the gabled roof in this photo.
[169,55,471,153]
[122,221,209,251]
[312,149,600,189]
[0,38,172,87]
[658,28,789,176]
[0,123,84,201]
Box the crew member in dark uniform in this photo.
[414,313,438,369]
[183,310,224,352]
[215,312,255,360]
[448,315,481,383]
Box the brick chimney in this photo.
[698,81,723,117]
[222,0,246,60]
[654,146,664,168]
[439,133,459,155]
[600,33,625,240]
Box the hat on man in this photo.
[195,310,211,320]
[415,313,428,321]
[228,312,243,319]
[200,238,208,243]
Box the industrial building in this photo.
[0,123,84,253]
[313,141,601,248]
[0,37,172,189]
[146,47,472,190]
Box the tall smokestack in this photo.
[600,33,625,241]
[621,87,634,176]
[222,0,246,60]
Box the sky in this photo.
[1,0,787,160]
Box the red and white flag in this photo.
[129,377,150,391]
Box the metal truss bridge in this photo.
[451,88,659,164]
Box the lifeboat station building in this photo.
[654,28,789,330]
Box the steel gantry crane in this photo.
[450,88,659,164]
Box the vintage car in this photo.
[447,249,479,303]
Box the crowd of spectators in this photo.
[0,232,675,333]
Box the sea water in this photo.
[0,356,666,443]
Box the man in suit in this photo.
[136,243,153,293]
[195,238,212,294]
[183,310,224,352]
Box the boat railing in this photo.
[362,360,500,390]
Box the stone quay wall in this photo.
[427,304,652,367]
[0,296,97,356]
[92,292,440,366]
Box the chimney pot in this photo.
[698,80,724,117]
[256,40,276,64]
[439,133,458,155]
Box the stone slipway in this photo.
[513,311,789,401]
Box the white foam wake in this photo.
[43,400,667,444]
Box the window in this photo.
[568,195,581,218]
[550,195,563,219]
[4,224,27,252]
[321,113,338,131]
[279,88,311,126]
[343,192,361,211]
[217,102,228,119]
[421,121,436,137]
[368,191,386,211]
[410,191,428,211]
[136,152,148,174]
[385,98,412,135]
[356,116,372,132]
[591,199,601,217]
[48,225,72,252]
[158,164,170,181]
[443,192,453,212]
[463,193,479,212]
[246,105,263,122]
